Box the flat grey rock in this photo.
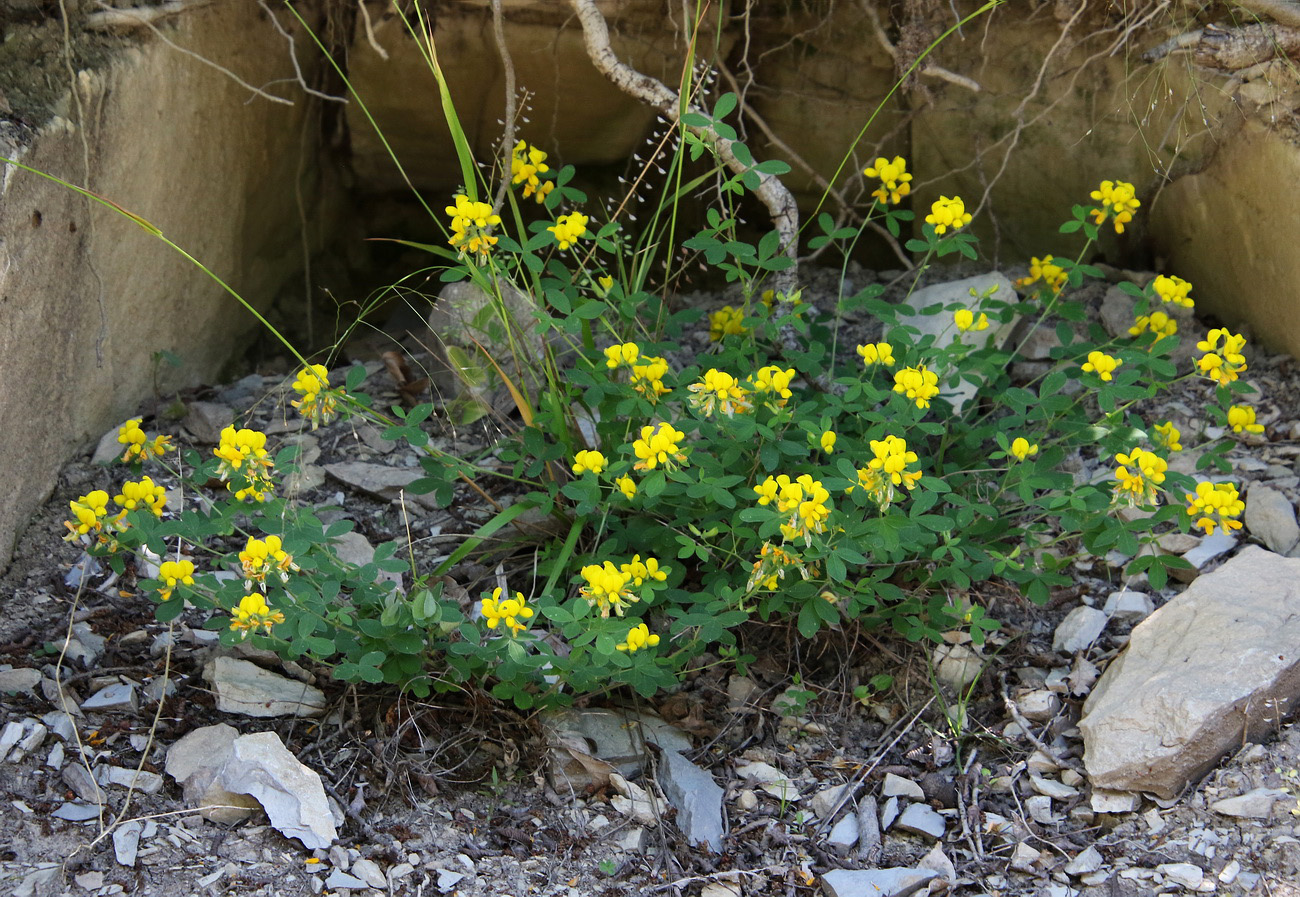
[62,762,104,804]
[1210,787,1288,818]
[1103,590,1154,620]
[216,731,337,849]
[0,667,42,695]
[1175,531,1237,581]
[165,723,260,823]
[827,813,859,850]
[658,748,724,852]
[820,867,938,897]
[324,869,368,890]
[112,820,142,867]
[81,682,138,712]
[204,656,326,718]
[882,773,924,800]
[323,462,423,501]
[51,802,101,821]
[101,766,164,794]
[542,708,691,786]
[182,401,235,444]
[895,803,945,839]
[1081,546,1300,797]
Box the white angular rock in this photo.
[1053,605,1108,654]
[204,657,326,718]
[1245,485,1300,554]
[215,731,337,849]
[1010,843,1041,871]
[112,820,142,867]
[1017,689,1061,721]
[81,683,138,712]
[811,783,850,819]
[323,462,423,501]
[165,723,261,823]
[1157,863,1204,888]
[882,773,924,800]
[1064,845,1103,875]
[0,667,42,695]
[895,803,945,840]
[1103,590,1154,620]
[1210,787,1287,818]
[542,707,690,787]
[1030,775,1079,799]
[1174,531,1237,581]
[350,858,385,889]
[734,760,801,801]
[934,643,984,689]
[1090,789,1140,814]
[821,867,937,897]
[827,813,859,850]
[1081,547,1300,797]
[101,766,164,794]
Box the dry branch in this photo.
[1232,0,1300,28]
[567,0,800,302]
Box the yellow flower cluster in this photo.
[849,435,922,510]
[1196,329,1248,386]
[754,473,833,544]
[1113,447,1167,506]
[1129,311,1177,341]
[750,365,796,407]
[64,490,111,541]
[291,364,339,429]
[604,342,672,402]
[893,365,940,409]
[687,369,750,417]
[572,450,608,475]
[510,141,553,203]
[1081,351,1121,382]
[115,477,166,517]
[1153,274,1193,308]
[856,341,895,367]
[1089,180,1140,234]
[446,194,501,261]
[633,422,687,471]
[229,593,285,638]
[481,587,534,636]
[708,305,747,341]
[863,156,913,205]
[578,556,668,617]
[926,196,972,235]
[605,342,640,368]
[616,475,637,499]
[746,541,809,591]
[1015,256,1067,296]
[954,309,989,332]
[157,559,195,601]
[1154,421,1182,452]
[117,419,171,465]
[1010,437,1038,461]
[1185,482,1245,536]
[1227,405,1265,435]
[240,535,297,590]
[548,212,589,251]
[616,623,660,653]
[215,426,275,502]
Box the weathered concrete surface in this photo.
[0,1,342,570]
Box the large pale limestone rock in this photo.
[0,2,343,572]
[1080,546,1300,798]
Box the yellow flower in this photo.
[1227,405,1265,435]
[1196,328,1248,386]
[597,275,614,295]
[632,422,687,471]
[1153,274,1193,309]
[229,593,285,638]
[510,141,553,203]
[820,430,836,453]
[578,561,638,617]
[1154,421,1183,452]
[1088,179,1140,234]
[64,490,111,540]
[290,364,339,429]
[954,309,989,332]
[750,365,796,407]
[625,356,671,401]
[616,623,661,653]
[157,559,195,601]
[1015,256,1067,296]
[239,534,297,589]
[1081,351,1121,382]
[1185,482,1245,536]
[746,542,809,591]
[616,475,637,499]
[215,426,275,503]
[480,587,534,636]
[848,435,921,510]
[687,369,750,417]
[116,418,171,464]
[547,212,589,251]
[893,365,940,409]
[708,305,747,341]
[115,477,166,517]
[571,450,608,475]
[621,555,668,586]
[1113,447,1167,506]
[1010,437,1038,461]
[925,196,972,235]
[756,474,833,544]
[863,156,913,205]
[604,342,640,369]
[1129,311,1177,341]
[856,342,895,367]
[446,194,501,261]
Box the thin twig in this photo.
[357,0,389,60]
[259,0,349,103]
